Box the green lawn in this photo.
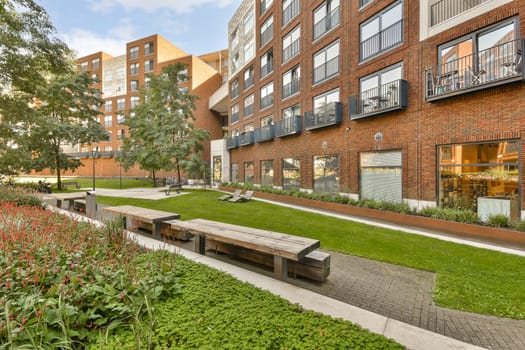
[97,189,525,320]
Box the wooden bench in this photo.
[169,218,324,281]
[164,183,182,195]
[103,205,181,240]
[61,181,81,190]
[73,199,86,213]
[50,192,86,209]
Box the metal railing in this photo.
[260,23,273,48]
[304,102,342,130]
[244,104,254,117]
[276,116,302,137]
[360,19,403,61]
[425,38,523,100]
[244,75,254,90]
[313,6,340,41]
[313,56,339,84]
[350,79,408,119]
[260,93,274,109]
[231,86,239,99]
[260,61,273,78]
[431,0,489,27]
[282,78,300,99]
[282,0,300,26]
[226,136,239,149]
[254,125,275,142]
[231,112,239,124]
[239,131,254,146]
[283,39,300,63]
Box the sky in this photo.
[37,0,242,58]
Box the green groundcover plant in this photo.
[0,190,404,349]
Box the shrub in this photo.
[419,206,479,224]
[487,214,510,228]
[511,220,525,232]
[0,187,43,207]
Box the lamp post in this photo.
[91,148,98,191]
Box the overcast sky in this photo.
[37,0,242,58]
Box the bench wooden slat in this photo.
[103,205,180,223]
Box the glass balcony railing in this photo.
[254,125,275,143]
[350,79,408,120]
[276,116,302,137]
[304,102,342,131]
[425,39,524,101]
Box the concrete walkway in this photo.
[48,188,525,350]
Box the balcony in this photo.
[239,131,254,146]
[313,6,340,41]
[226,136,239,149]
[254,125,275,143]
[425,39,524,102]
[276,116,302,137]
[431,0,489,27]
[304,102,342,131]
[350,79,408,120]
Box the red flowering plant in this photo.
[0,194,180,348]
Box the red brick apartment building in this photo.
[218,0,525,221]
[64,34,228,179]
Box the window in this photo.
[360,151,402,203]
[283,26,301,63]
[106,131,112,141]
[144,77,151,88]
[117,114,125,125]
[130,62,139,75]
[231,79,239,99]
[260,82,274,109]
[130,96,140,108]
[92,58,100,70]
[244,9,254,33]
[244,94,254,117]
[244,161,254,185]
[231,53,240,73]
[261,115,273,126]
[438,141,519,220]
[178,68,189,82]
[80,61,88,72]
[144,41,154,55]
[104,101,112,112]
[103,70,112,81]
[260,15,274,48]
[244,66,254,89]
[260,0,273,15]
[283,0,300,26]
[360,0,373,7]
[360,64,402,112]
[231,27,239,49]
[213,156,222,183]
[261,160,274,186]
[279,104,301,136]
[260,49,274,78]
[313,0,340,40]
[130,80,139,92]
[231,104,240,123]
[283,158,300,190]
[129,46,139,59]
[360,1,403,61]
[117,98,126,110]
[116,67,125,79]
[244,40,255,62]
[144,59,154,72]
[313,40,339,84]
[231,163,239,183]
[282,65,300,98]
[117,129,125,140]
[104,115,112,128]
[313,155,339,194]
[314,89,339,110]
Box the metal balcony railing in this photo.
[282,0,300,26]
[231,112,239,124]
[226,136,239,149]
[304,102,342,130]
[244,75,254,90]
[260,61,273,78]
[313,6,340,41]
[254,125,275,143]
[360,19,403,62]
[282,78,300,99]
[350,79,408,120]
[239,131,254,146]
[425,38,524,101]
[283,39,300,62]
[276,116,302,137]
[260,24,274,48]
[260,93,274,109]
[431,0,489,27]
[313,57,339,84]
[244,104,254,117]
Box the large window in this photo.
[283,158,300,190]
[282,65,300,98]
[260,0,273,15]
[231,79,239,99]
[244,10,254,33]
[231,104,239,124]
[283,0,300,27]
[244,40,255,62]
[117,98,126,110]
[231,163,239,183]
[313,40,339,84]
[92,58,100,70]
[130,62,139,75]
[244,161,254,185]
[313,155,339,194]
[360,150,402,203]
[130,80,139,92]
[104,115,112,128]
[438,141,519,220]
[130,96,140,108]
[129,46,139,59]
[260,15,274,48]
[104,101,112,112]
[283,26,301,63]
[144,59,154,72]
[260,49,274,78]
[260,82,274,109]
[360,1,403,61]
[360,64,402,112]
[261,160,274,186]
[144,41,154,55]
[313,0,340,41]
[244,94,254,117]
[244,66,254,90]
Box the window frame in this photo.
[313,40,340,84]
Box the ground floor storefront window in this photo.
[213,156,222,183]
[359,150,402,203]
[261,160,274,186]
[283,158,300,190]
[244,161,254,185]
[438,141,519,220]
[313,155,339,193]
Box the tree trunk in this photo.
[176,158,182,184]
[152,169,156,187]
[55,146,62,190]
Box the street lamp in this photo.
[91,148,98,191]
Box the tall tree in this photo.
[119,63,210,185]
[0,0,108,184]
